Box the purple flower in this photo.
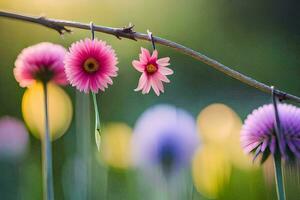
[132,104,198,175]
[0,116,29,161]
[241,103,300,161]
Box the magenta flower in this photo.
[64,38,118,93]
[0,116,29,161]
[14,42,67,87]
[241,103,300,161]
[132,48,173,96]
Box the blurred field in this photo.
[1,0,300,199]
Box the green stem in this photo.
[190,184,194,200]
[74,91,92,199]
[273,153,286,200]
[42,82,54,200]
[92,92,101,150]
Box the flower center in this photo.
[34,66,54,83]
[83,58,99,73]
[146,64,158,74]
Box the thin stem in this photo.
[92,93,100,130]
[42,82,54,200]
[92,92,101,150]
[190,184,194,200]
[273,153,286,200]
[1,10,300,103]
[74,91,92,199]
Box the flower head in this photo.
[0,116,29,161]
[64,38,118,93]
[132,104,198,176]
[241,103,300,161]
[14,42,67,87]
[132,48,173,96]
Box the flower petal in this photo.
[134,73,147,91]
[132,60,145,72]
[157,57,170,67]
[140,47,151,61]
[151,78,160,96]
[156,72,170,83]
[159,66,174,75]
[151,50,158,61]
[153,77,164,93]
[142,77,151,94]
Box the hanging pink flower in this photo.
[132,48,173,96]
[14,42,67,87]
[64,38,118,93]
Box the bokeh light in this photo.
[197,103,238,144]
[99,123,132,169]
[197,103,255,170]
[192,146,231,199]
[0,116,29,161]
[22,82,73,140]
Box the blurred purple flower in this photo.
[241,103,300,161]
[0,116,29,161]
[132,104,198,175]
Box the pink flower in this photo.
[14,42,67,87]
[132,48,173,96]
[64,38,118,93]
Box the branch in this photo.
[1,10,299,103]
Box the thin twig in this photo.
[1,10,300,103]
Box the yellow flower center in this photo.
[146,64,157,74]
[83,58,99,73]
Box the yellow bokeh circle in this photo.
[197,103,239,144]
[192,146,231,199]
[197,103,256,170]
[100,123,132,170]
[22,82,73,141]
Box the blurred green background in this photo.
[1,0,300,199]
